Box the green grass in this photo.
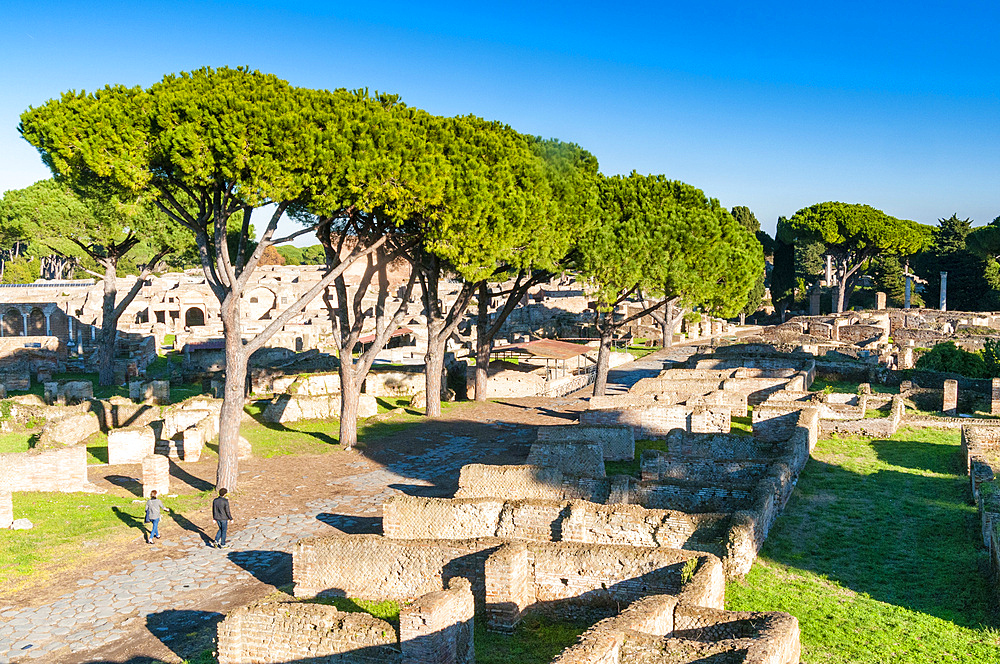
[726,427,1000,662]
[0,492,145,589]
[85,431,108,464]
[307,596,402,629]
[605,439,668,477]
[730,415,753,435]
[810,377,896,395]
[0,431,34,453]
[625,344,660,359]
[475,615,591,664]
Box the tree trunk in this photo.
[216,294,245,491]
[663,301,673,347]
[474,281,490,401]
[98,261,118,386]
[424,330,445,417]
[592,314,613,397]
[338,366,360,450]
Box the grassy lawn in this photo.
[0,430,34,453]
[726,427,1000,662]
[810,377,897,395]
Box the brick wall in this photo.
[536,425,635,461]
[262,393,377,423]
[455,464,610,503]
[399,577,475,664]
[292,534,724,627]
[525,442,606,478]
[0,446,91,492]
[382,495,729,556]
[0,491,11,528]
[142,455,169,498]
[580,404,730,438]
[216,601,399,664]
[640,453,767,485]
[107,425,156,465]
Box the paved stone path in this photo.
[0,430,528,663]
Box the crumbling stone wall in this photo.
[0,446,93,492]
[580,402,730,438]
[399,577,475,664]
[216,600,399,664]
[262,393,377,424]
[455,464,613,503]
[526,442,606,478]
[382,496,729,558]
[536,425,635,462]
[292,535,724,622]
[107,425,156,465]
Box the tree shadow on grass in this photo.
[106,475,143,497]
[762,453,996,628]
[111,505,149,542]
[870,436,965,475]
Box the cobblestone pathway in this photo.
[0,431,527,663]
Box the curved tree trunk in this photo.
[474,281,490,401]
[216,294,245,491]
[98,261,118,386]
[592,314,613,397]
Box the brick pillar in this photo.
[0,491,12,529]
[151,380,171,405]
[142,455,170,498]
[809,287,821,316]
[485,542,531,632]
[400,577,475,664]
[992,378,1000,416]
[943,379,958,415]
[875,291,887,310]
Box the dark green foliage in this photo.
[914,214,1000,312]
[868,255,924,307]
[276,245,303,265]
[983,339,1000,378]
[914,341,987,378]
[730,207,767,316]
[770,236,796,313]
[795,240,826,282]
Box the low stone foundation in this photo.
[580,402,730,438]
[0,446,94,493]
[536,425,635,461]
[216,600,398,664]
[399,577,475,664]
[526,441,606,478]
[262,393,378,424]
[0,491,12,529]
[107,425,156,465]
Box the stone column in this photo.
[875,292,887,310]
[940,271,948,311]
[825,255,833,285]
[904,275,912,310]
[810,286,821,316]
[0,491,12,529]
[992,378,1000,416]
[44,311,51,336]
[943,379,958,415]
[142,455,170,498]
[21,312,29,336]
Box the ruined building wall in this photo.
[0,446,91,493]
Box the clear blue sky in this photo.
[2,0,998,240]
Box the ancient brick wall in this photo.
[640,454,767,485]
[382,496,729,555]
[629,377,723,397]
[0,446,91,492]
[525,442,606,478]
[142,455,169,498]
[455,464,611,503]
[107,425,156,465]
[580,403,730,438]
[0,491,12,528]
[535,425,635,461]
[399,577,475,664]
[216,601,399,664]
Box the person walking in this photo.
[144,490,166,544]
[212,487,233,548]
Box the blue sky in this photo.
[2,1,998,240]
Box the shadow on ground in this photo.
[316,513,382,534]
[228,549,292,586]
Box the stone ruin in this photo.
[216,348,824,663]
[259,372,378,424]
[961,424,1000,590]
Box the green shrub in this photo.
[914,341,988,378]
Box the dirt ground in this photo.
[8,395,595,664]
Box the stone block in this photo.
[875,291,887,309]
[535,424,635,461]
[0,446,91,492]
[151,380,170,404]
[400,578,475,664]
[142,455,170,498]
[526,441,605,478]
[37,412,100,448]
[992,378,1000,416]
[0,491,12,529]
[238,436,252,460]
[108,426,156,465]
[943,379,958,415]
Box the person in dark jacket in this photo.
[212,488,233,548]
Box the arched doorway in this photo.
[2,309,22,336]
[28,308,45,336]
[185,307,206,327]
